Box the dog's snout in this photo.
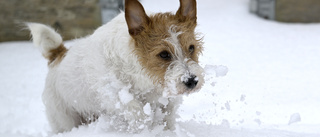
[183,75,198,89]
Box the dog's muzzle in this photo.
[183,75,198,89]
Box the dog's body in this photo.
[28,0,204,133]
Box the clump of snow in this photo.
[225,101,231,111]
[240,94,246,102]
[204,65,228,77]
[143,103,151,116]
[118,85,133,104]
[96,75,131,109]
[180,73,191,83]
[254,119,262,125]
[158,97,169,106]
[288,113,301,125]
[203,65,216,76]
[215,65,228,77]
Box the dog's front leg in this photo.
[163,96,183,131]
[121,99,150,132]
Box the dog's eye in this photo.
[159,51,171,60]
[189,45,195,53]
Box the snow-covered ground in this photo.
[1,0,320,136]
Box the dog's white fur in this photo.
[28,14,176,133]
[27,0,204,134]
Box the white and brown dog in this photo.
[27,0,204,134]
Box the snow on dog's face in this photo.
[125,0,204,96]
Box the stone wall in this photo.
[276,0,320,23]
[0,0,102,42]
[251,0,320,23]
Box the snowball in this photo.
[288,113,301,125]
[215,65,228,77]
[143,103,151,116]
[204,65,216,76]
[118,85,133,104]
[204,65,228,77]
[158,97,169,106]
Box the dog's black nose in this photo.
[183,75,198,89]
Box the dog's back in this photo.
[27,13,154,133]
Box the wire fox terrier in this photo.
[27,0,204,133]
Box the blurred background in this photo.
[1,0,320,42]
[0,0,124,42]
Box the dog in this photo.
[27,0,204,134]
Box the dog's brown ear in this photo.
[125,0,150,36]
[176,0,197,23]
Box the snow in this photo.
[204,65,228,77]
[1,0,320,136]
[158,97,169,106]
[118,85,133,104]
[143,103,151,116]
[288,113,301,125]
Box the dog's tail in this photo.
[26,22,67,65]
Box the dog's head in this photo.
[125,0,204,96]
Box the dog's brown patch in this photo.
[125,0,202,84]
[45,44,68,65]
